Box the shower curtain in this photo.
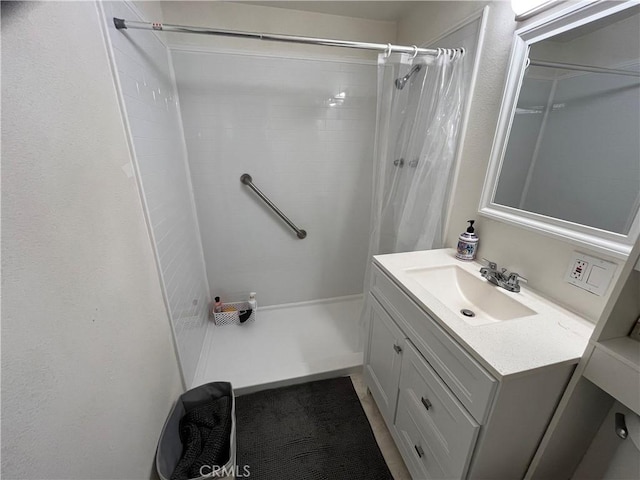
[359,49,466,344]
[369,48,466,258]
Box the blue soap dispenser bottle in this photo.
[456,220,479,261]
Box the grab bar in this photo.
[240,174,307,239]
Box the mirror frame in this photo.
[480,0,640,259]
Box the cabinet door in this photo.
[364,294,405,423]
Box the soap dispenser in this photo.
[456,220,478,261]
[248,292,257,311]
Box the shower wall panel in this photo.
[173,50,376,306]
[103,2,209,385]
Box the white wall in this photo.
[397,1,626,321]
[161,2,394,306]
[160,1,397,60]
[172,50,377,306]
[102,1,210,386]
[1,2,183,478]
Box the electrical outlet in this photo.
[565,252,616,296]
[570,260,589,280]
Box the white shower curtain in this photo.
[369,48,466,258]
[359,49,466,344]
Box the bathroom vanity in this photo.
[363,249,594,479]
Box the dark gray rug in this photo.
[236,376,394,480]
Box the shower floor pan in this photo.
[192,295,364,394]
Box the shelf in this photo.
[583,337,640,415]
[597,337,640,370]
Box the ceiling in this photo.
[238,1,419,21]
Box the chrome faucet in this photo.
[479,259,527,293]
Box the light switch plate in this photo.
[564,252,617,296]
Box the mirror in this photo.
[481,1,640,258]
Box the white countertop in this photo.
[373,249,595,379]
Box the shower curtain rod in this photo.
[113,18,448,57]
[529,59,640,78]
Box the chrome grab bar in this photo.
[240,174,307,239]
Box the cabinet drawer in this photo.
[399,341,479,479]
[394,397,440,480]
[371,264,497,423]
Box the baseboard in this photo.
[257,293,364,312]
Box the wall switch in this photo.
[564,252,617,296]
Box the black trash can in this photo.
[156,382,236,480]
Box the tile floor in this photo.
[350,372,412,480]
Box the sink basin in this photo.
[404,265,536,326]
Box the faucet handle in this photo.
[508,272,528,283]
[482,258,497,270]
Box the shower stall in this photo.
[173,46,377,390]
[100,1,479,391]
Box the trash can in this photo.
[156,382,236,480]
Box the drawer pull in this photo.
[421,397,432,411]
[414,444,425,458]
[393,344,403,354]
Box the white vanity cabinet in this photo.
[364,259,583,480]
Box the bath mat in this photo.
[235,376,393,480]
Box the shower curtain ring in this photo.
[385,43,392,58]
[436,47,443,58]
[411,45,419,59]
